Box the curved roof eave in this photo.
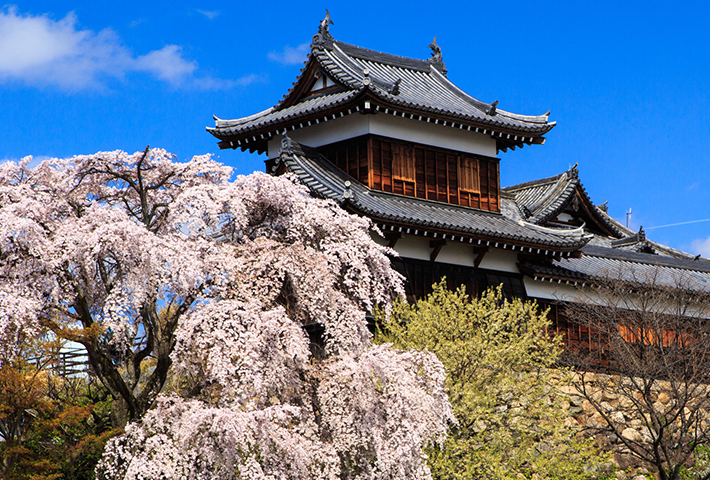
[209,30,556,144]
[276,139,590,251]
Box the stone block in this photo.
[613,453,638,469]
[610,411,625,424]
[614,470,628,480]
[564,416,579,427]
[568,405,584,415]
[587,416,604,429]
[621,428,643,443]
[603,390,620,401]
[617,396,635,408]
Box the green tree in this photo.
[378,282,608,480]
[0,341,117,480]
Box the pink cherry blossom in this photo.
[0,149,452,479]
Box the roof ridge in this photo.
[333,40,431,71]
[213,107,274,128]
[502,171,567,192]
[582,245,710,274]
[427,67,491,116]
[496,109,553,125]
[527,173,576,221]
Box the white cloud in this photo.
[194,73,265,90]
[128,18,147,28]
[196,9,220,20]
[691,237,710,258]
[268,43,309,65]
[0,7,241,90]
[135,45,197,84]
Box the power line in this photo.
[645,218,710,230]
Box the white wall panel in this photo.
[267,113,497,158]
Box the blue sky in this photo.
[1,1,709,255]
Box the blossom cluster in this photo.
[0,149,453,479]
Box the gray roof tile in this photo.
[277,140,590,250]
[209,34,554,143]
[521,245,710,292]
[504,169,702,261]
[212,90,358,137]
[503,167,626,237]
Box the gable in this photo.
[309,73,339,93]
[503,167,626,238]
[548,190,617,237]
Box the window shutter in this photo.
[392,144,415,182]
[458,156,479,193]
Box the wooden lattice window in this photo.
[392,144,415,182]
[619,325,685,347]
[458,156,479,193]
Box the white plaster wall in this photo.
[523,277,581,302]
[476,249,519,273]
[435,241,475,267]
[266,112,497,158]
[368,114,497,157]
[525,277,710,319]
[267,114,371,158]
[392,235,431,261]
[390,235,521,274]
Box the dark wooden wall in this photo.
[318,135,500,212]
[538,301,611,367]
[390,257,526,304]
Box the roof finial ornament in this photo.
[427,36,447,76]
[487,100,499,116]
[280,131,293,153]
[320,9,334,36]
[638,225,645,241]
[313,9,334,45]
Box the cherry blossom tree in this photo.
[0,148,453,479]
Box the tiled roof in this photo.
[310,39,553,132]
[502,169,577,223]
[502,166,626,237]
[520,245,710,292]
[276,139,591,251]
[212,91,358,137]
[596,215,698,260]
[504,168,702,262]
[208,28,555,150]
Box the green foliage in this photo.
[377,281,609,480]
[688,444,710,479]
[0,358,119,480]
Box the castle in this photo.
[207,13,710,364]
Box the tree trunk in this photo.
[111,396,129,429]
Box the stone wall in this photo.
[557,372,710,477]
